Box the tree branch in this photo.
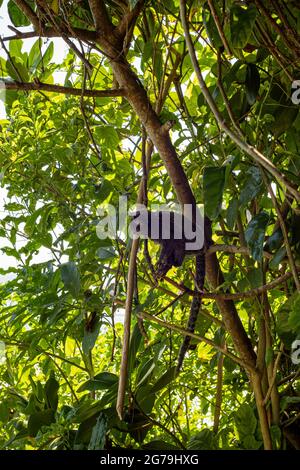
[88,0,114,34]
[207,244,272,259]
[2,26,98,42]
[116,0,145,39]
[0,80,125,97]
[201,271,295,300]
[138,311,254,371]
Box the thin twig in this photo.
[138,311,254,371]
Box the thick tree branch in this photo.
[88,0,114,34]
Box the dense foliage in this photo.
[0,0,300,450]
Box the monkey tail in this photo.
[176,252,205,373]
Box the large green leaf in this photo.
[239,166,262,206]
[230,4,257,48]
[234,404,257,440]
[82,318,101,356]
[187,429,217,450]
[77,372,118,393]
[151,366,177,393]
[245,212,269,261]
[202,4,223,49]
[88,412,108,450]
[128,323,142,375]
[44,372,59,411]
[288,294,300,334]
[60,261,81,298]
[8,0,31,26]
[28,409,55,437]
[203,166,226,220]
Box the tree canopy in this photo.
[0,0,300,451]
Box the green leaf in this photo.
[60,261,81,298]
[94,126,119,149]
[245,64,260,105]
[96,247,116,260]
[44,372,59,411]
[234,404,257,439]
[136,358,155,388]
[42,42,54,66]
[94,179,114,203]
[8,0,31,26]
[77,372,118,393]
[9,40,23,59]
[28,409,55,437]
[74,402,104,424]
[187,429,217,450]
[264,228,283,252]
[276,295,298,347]
[141,42,153,71]
[269,247,286,270]
[4,202,24,211]
[239,268,262,291]
[272,106,299,138]
[135,385,155,414]
[128,323,142,375]
[281,396,300,411]
[270,425,281,448]
[6,57,29,82]
[82,318,101,356]
[226,198,239,230]
[142,440,179,450]
[88,412,108,450]
[230,4,258,48]
[239,166,262,207]
[242,435,262,449]
[151,366,177,393]
[28,39,43,69]
[288,294,300,333]
[98,383,119,408]
[0,401,10,423]
[153,47,163,84]
[245,212,269,261]
[203,5,223,49]
[203,166,226,220]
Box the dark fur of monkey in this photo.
[131,209,210,279]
